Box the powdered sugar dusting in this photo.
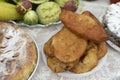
[0,25,32,79]
[104,2,120,37]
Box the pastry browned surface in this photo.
[47,56,79,73]
[0,22,37,80]
[60,10,108,43]
[47,27,87,63]
[70,41,98,73]
[97,42,108,60]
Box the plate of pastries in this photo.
[41,10,109,78]
[0,22,39,80]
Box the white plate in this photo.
[107,40,120,52]
[104,28,120,52]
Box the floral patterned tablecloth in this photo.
[21,0,120,80]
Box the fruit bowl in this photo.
[9,20,61,27]
[17,20,61,27]
[0,0,80,27]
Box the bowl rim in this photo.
[10,20,61,28]
[107,40,120,52]
[28,35,40,80]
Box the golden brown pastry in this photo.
[44,38,54,57]
[60,10,108,43]
[45,27,88,63]
[0,22,37,80]
[97,42,108,59]
[70,41,98,73]
[47,57,79,73]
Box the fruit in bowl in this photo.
[36,2,61,25]
[0,0,79,26]
[24,10,38,25]
[0,2,23,21]
[55,0,79,12]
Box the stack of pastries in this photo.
[43,10,108,73]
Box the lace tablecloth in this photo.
[21,0,120,80]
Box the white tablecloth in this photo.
[21,0,120,80]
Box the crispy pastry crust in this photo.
[60,10,108,43]
[44,27,87,63]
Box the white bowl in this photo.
[107,40,120,52]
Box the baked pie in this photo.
[104,2,120,47]
[0,22,37,80]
